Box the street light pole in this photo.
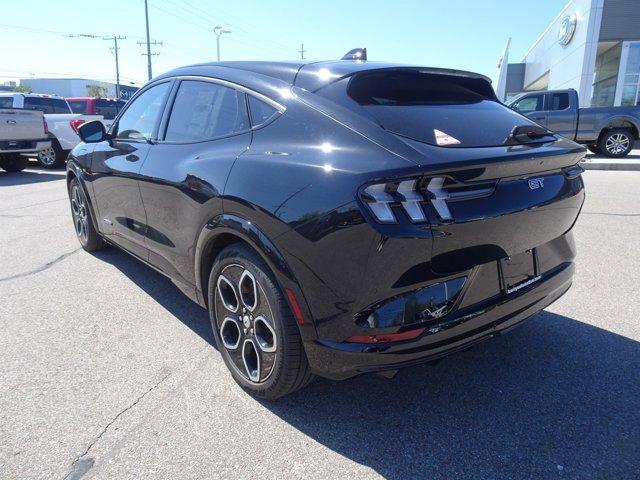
[213,26,232,62]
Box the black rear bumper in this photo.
[304,261,573,380]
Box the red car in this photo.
[66,97,126,121]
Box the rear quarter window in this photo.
[317,70,539,148]
[0,97,14,108]
[52,98,71,113]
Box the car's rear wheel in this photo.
[208,243,314,399]
[598,129,634,158]
[37,141,67,169]
[68,177,105,252]
[0,154,29,172]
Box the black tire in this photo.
[37,140,67,169]
[68,177,105,252]
[208,243,314,399]
[597,129,634,158]
[0,154,29,172]
[587,144,600,155]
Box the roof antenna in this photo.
[341,48,367,61]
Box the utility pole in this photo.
[65,33,126,97]
[137,39,163,79]
[213,26,232,62]
[299,43,306,60]
[144,0,153,80]
[104,35,126,98]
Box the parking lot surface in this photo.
[1,162,639,479]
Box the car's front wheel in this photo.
[598,129,634,158]
[208,243,314,399]
[68,177,105,252]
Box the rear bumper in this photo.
[304,261,574,380]
[0,138,50,154]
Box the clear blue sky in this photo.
[0,0,566,87]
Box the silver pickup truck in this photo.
[508,88,640,157]
[0,108,50,172]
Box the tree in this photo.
[86,84,108,97]
[12,85,31,93]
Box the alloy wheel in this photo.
[38,147,56,166]
[214,264,278,384]
[605,133,630,155]
[70,185,89,243]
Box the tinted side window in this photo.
[95,100,122,120]
[24,97,54,114]
[52,98,71,113]
[511,95,544,113]
[68,100,88,114]
[248,96,278,126]
[0,97,13,108]
[165,81,249,142]
[116,82,171,141]
[550,93,569,111]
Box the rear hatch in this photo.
[316,67,586,274]
[0,108,45,142]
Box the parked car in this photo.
[67,57,586,399]
[0,93,101,168]
[508,88,640,157]
[67,97,126,130]
[0,106,50,172]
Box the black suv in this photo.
[68,59,585,399]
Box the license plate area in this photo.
[498,249,541,295]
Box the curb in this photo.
[581,161,640,171]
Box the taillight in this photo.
[360,177,496,224]
[43,118,48,135]
[70,119,85,135]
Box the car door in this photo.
[137,78,252,286]
[510,93,548,126]
[89,81,172,260]
[545,91,577,138]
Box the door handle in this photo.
[126,154,139,162]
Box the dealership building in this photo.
[496,0,640,107]
[17,78,139,100]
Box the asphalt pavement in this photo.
[0,161,639,479]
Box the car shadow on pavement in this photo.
[264,312,640,479]
[0,169,66,187]
[92,248,215,347]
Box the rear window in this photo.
[317,70,539,148]
[24,97,53,113]
[52,98,70,113]
[95,99,125,120]
[68,100,88,114]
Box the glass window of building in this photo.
[621,43,640,106]
[591,42,622,107]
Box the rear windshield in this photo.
[317,70,539,148]
[68,100,88,114]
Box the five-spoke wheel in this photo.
[215,265,278,383]
[68,177,105,252]
[208,244,314,399]
[598,129,634,158]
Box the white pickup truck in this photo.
[0,107,50,172]
[0,93,101,168]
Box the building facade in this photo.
[18,78,139,100]
[496,0,640,107]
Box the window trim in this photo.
[112,79,174,143]
[156,75,285,145]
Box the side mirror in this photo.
[78,120,106,143]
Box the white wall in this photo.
[521,0,604,106]
[20,78,117,97]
